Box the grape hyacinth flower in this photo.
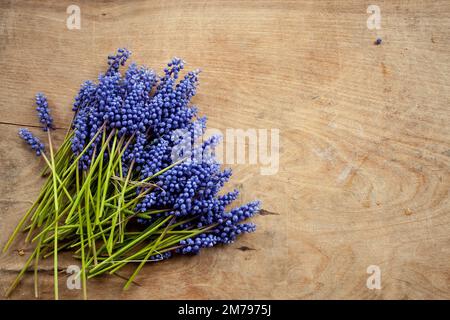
[18,128,45,156]
[10,48,261,299]
[106,47,131,76]
[25,49,261,249]
[72,80,97,112]
[35,92,54,131]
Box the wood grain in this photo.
[0,0,449,299]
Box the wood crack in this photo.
[0,121,67,130]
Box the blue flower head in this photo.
[106,48,131,76]
[35,92,54,131]
[18,128,45,156]
[58,48,261,259]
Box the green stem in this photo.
[76,166,88,300]
[88,216,172,275]
[124,217,174,289]
[47,131,59,300]
[5,248,37,297]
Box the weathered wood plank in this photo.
[1,0,449,299]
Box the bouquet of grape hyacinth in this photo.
[3,48,260,299]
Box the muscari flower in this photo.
[35,92,54,131]
[30,48,260,257]
[18,128,45,156]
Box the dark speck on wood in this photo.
[259,209,279,216]
[237,246,256,251]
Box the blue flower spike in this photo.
[18,128,45,156]
[35,92,54,131]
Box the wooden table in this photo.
[1,0,449,299]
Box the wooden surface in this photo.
[1,0,450,299]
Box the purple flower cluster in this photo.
[106,48,131,76]
[19,48,260,257]
[178,201,259,254]
[18,128,45,156]
[18,92,59,157]
[35,93,54,131]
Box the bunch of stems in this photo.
[3,124,213,299]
